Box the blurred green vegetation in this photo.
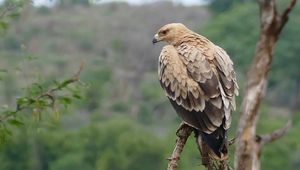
[0,1,299,170]
[209,0,255,14]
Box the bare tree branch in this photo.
[167,123,193,170]
[280,0,297,24]
[276,0,297,37]
[258,120,291,146]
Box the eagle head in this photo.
[152,23,191,45]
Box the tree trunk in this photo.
[234,0,297,170]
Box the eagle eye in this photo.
[161,29,169,35]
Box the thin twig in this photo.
[48,61,84,93]
[276,0,297,34]
[281,0,297,22]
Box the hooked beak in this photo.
[152,34,160,44]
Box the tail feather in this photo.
[196,127,228,160]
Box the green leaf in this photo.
[8,12,20,19]
[32,83,44,91]
[0,21,8,30]
[16,97,29,106]
[73,94,82,99]
[8,119,24,127]
[59,79,72,89]
[59,97,72,108]
[35,99,49,107]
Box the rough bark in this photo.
[167,123,193,170]
[234,1,297,170]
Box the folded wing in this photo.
[159,42,238,134]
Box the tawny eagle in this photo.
[153,23,238,159]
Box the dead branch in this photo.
[279,0,297,32]
[167,122,232,170]
[258,120,291,146]
[167,123,193,170]
[234,1,297,170]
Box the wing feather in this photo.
[177,42,238,132]
[159,38,238,133]
[158,45,205,113]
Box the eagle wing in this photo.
[159,43,238,134]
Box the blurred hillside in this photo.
[0,2,209,122]
[0,1,299,170]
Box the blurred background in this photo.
[0,0,299,170]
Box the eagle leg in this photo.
[176,122,192,137]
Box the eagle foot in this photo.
[175,122,189,137]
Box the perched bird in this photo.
[153,23,238,160]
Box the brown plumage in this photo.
[153,23,238,160]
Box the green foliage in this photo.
[269,6,300,100]
[257,109,300,170]
[209,0,255,14]
[93,118,164,170]
[0,116,166,170]
[203,3,259,73]
[1,110,297,170]
[50,154,93,170]
[0,0,29,33]
[0,1,84,145]
[0,72,83,144]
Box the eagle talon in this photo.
[176,122,188,137]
